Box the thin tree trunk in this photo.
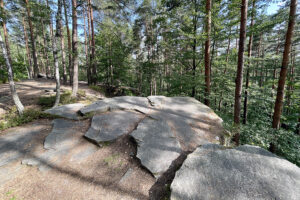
[191,0,197,97]
[22,17,33,79]
[58,0,67,84]
[1,0,13,67]
[243,0,255,125]
[204,0,211,106]
[24,0,39,77]
[63,0,72,85]
[0,31,24,115]
[52,0,63,107]
[88,0,96,84]
[233,0,248,145]
[219,27,232,111]
[41,22,51,78]
[272,0,297,129]
[83,4,91,85]
[71,0,79,97]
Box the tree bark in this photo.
[204,0,211,106]
[41,22,51,78]
[52,0,63,107]
[83,4,91,85]
[243,0,255,125]
[58,0,67,84]
[272,0,297,129]
[0,31,24,115]
[233,0,248,145]
[22,16,33,79]
[63,0,72,85]
[1,0,13,67]
[191,0,197,97]
[71,0,78,97]
[24,0,39,77]
[88,0,97,84]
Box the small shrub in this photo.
[89,85,105,93]
[0,108,58,131]
[38,90,77,109]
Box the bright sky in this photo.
[267,1,283,15]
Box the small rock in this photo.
[44,103,85,120]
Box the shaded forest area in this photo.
[0,0,299,165]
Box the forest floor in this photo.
[0,79,103,111]
[0,79,155,200]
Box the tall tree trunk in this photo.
[191,16,197,97]
[58,0,67,84]
[219,27,232,111]
[88,0,96,84]
[204,0,211,106]
[233,0,248,145]
[71,0,79,97]
[272,0,297,129]
[52,0,63,107]
[24,0,39,77]
[0,31,24,115]
[243,0,256,125]
[1,0,13,67]
[63,0,72,85]
[22,17,33,79]
[83,4,91,85]
[41,22,50,78]
[46,0,54,77]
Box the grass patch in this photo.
[0,107,58,131]
[103,153,120,166]
[89,85,105,93]
[38,90,77,109]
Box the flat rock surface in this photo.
[44,103,85,120]
[83,96,223,178]
[80,96,150,114]
[85,110,144,143]
[131,117,181,178]
[0,124,47,167]
[171,144,300,200]
[22,119,92,171]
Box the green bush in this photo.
[38,90,77,109]
[240,125,300,166]
[0,108,58,131]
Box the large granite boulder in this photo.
[81,96,223,179]
[171,144,300,200]
[131,117,181,178]
[80,96,150,115]
[44,103,85,120]
[85,110,144,144]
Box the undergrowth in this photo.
[38,90,77,109]
[219,112,300,167]
[0,107,58,131]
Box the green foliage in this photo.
[0,108,58,131]
[38,90,77,109]
[89,85,105,94]
[240,124,300,167]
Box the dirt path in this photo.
[0,118,155,200]
[0,79,103,111]
[0,80,155,200]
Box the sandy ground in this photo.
[0,79,103,111]
[0,79,155,200]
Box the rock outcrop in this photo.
[171,144,300,200]
[85,110,144,144]
[80,96,223,178]
[44,103,85,120]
